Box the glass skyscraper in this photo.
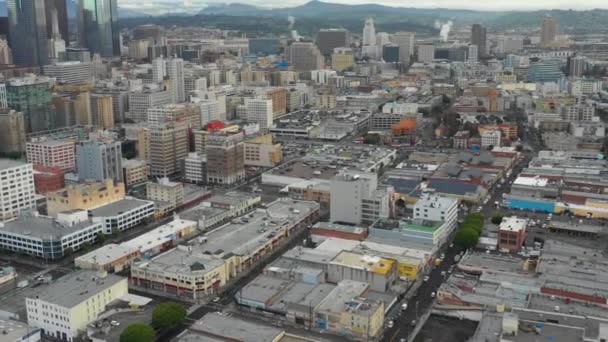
[7,0,49,66]
[78,0,120,57]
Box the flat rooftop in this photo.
[316,280,374,315]
[198,199,318,257]
[75,244,138,265]
[28,270,126,308]
[179,312,284,342]
[121,218,196,252]
[371,218,443,233]
[0,212,99,240]
[133,246,224,276]
[0,159,28,171]
[90,198,153,217]
[329,250,394,275]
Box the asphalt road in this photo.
[382,244,461,342]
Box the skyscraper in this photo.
[468,45,478,64]
[6,75,55,133]
[166,58,186,103]
[541,16,557,47]
[362,18,376,46]
[286,42,324,71]
[45,0,68,45]
[7,0,49,66]
[316,29,350,55]
[78,0,120,57]
[391,32,415,63]
[471,24,486,59]
[48,7,66,59]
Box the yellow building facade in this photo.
[47,180,126,216]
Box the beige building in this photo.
[244,134,282,167]
[47,180,126,216]
[147,103,201,129]
[266,88,287,118]
[205,132,245,185]
[149,122,189,177]
[0,109,26,154]
[146,177,184,211]
[331,47,355,71]
[193,125,241,155]
[26,139,76,172]
[26,271,128,341]
[135,127,151,161]
[122,159,148,190]
[75,244,140,272]
[318,92,337,109]
[90,94,114,129]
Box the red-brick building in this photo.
[33,165,64,194]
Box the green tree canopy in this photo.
[152,302,187,331]
[120,323,155,342]
[454,228,480,250]
[491,213,504,225]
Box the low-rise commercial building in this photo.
[121,159,148,191]
[75,244,140,272]
[90,198,155,234]
[26,270,128,341]
[0,210,103,259]
[26,139,76,172]
[131,199,319,301]
[498,216,527,253]
[121,217,197,258]
[146,178,184,213]
[327,250,397,292]
[33,165,65,194]
[46,180,126,217]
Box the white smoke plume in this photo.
[434,20,453,42]
[288,16,295,30]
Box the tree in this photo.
[454,228,480,250]
[152,302,187,331]
[491,213,504,225]
[120,323,155,342]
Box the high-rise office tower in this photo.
[541,16,557,47]
[7,0,49,66]
[6,76,55,133]
[362,18,376,46]
[48,7,66,59]
[205,132,245,185]
[166,58,186,103]
[417,44,435,63]
[0,109,26,155]
[568,56,587,77]
[78,0,120,57]
[316,29,350,55]
[468,45,479,64]
[471,24,486,59]
[149,122,189,177]
[391,32,415,63]
[0,38,11,64]
[133,24,161,44]
[91,94,114,129]
[286,42,324,71]
[76,139,123,182]
[45,0,68,45]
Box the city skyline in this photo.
[118,0,608,14]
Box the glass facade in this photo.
[7,0,49,66]
[79,0,119,57]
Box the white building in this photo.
[166,58,186,103]
[26,270,128,342]
[362,18,376,46]
[43,62,93,84]
[391,32,415,63]
[245,98,273,129]
[417,44,435,63]
[311,69,338,85]
[561,105,596,121]
[26,139,76,172]
[0,160,35,221]
[184,153,206,184]
[90,198,155,234]
[468,45,479,64]
[0,210,104,259]
[128,87,174,122]
[481,130,502,148]
[198,100,221,126]
[0,83,7,108]
[382,101,418,115]
[330,171,390,226]
[413,192,459,234]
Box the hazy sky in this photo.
[119,0,608,13]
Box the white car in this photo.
[387,320,394,328]
[431,292,436,298]
[212,297,221,303]
[110,320,120,326]
[423,276,430,282]
[441,271,446,277]
[401,303,408,311]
